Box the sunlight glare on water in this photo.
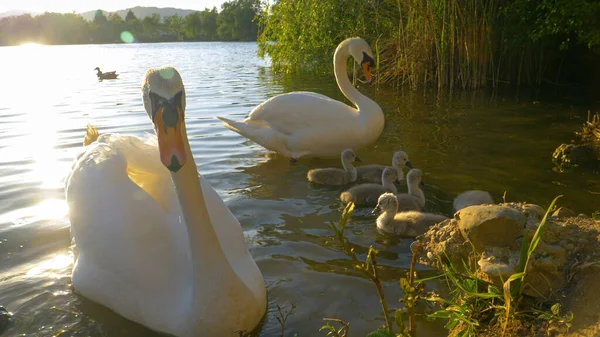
[25,253,73,279]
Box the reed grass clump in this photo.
[259,0,600,90]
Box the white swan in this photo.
[373,193,448,237]
[356,150,413,183]
[217,37,384,162]
[453,190,494,212]
[307,149,361,186]
[65,66,267,337]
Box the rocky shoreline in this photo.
[414,201,600,336]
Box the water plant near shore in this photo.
[324,197,577,336]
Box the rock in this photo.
[417,202,600,299]
[522,204,546,220]
[552,143,598,169]
[456,205,526,252]
[477,247,518,281]
[552,207,576,218]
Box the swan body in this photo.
[95,67,118,80]
[453,190,494,212]
[356,150,413,183]
[307,149,361,185]
[65,66,266,337]
[340,167,397,206]
[217,37,384,160]
[374,193,448,237]
[395,168,426,211]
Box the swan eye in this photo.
[362,52,375,68]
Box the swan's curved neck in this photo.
[169,126,230,319]
[341,160,357,181]
[333,43,372,111]
[377,204,398,228]
[408,182,425,207]
[392,165,404,182]
[382,178,398,194]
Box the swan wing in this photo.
[65,138,190,331]
[247,91,359,135]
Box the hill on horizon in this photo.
[79,6,198,21]
[0,6,201,20]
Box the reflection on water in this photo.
[0,41,598,337]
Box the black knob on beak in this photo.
[167,156,182,172]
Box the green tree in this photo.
[93,9,108,26]
[124,10,142,40]
[184,11,202,39]
[258,0,372,74]
[200,8,218,40]
[218,0,260,41]
[107,13,125,41]
[125,9,137,23]
[90,9,111,43]
[0,14,36,45]
[164,13,184,40]
[142,13,161,40]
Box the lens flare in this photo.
[120,31,135,43]
[159,67,175,80]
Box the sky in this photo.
[0,0,228,14]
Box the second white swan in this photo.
[217,37,384,162]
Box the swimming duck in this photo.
[95,67,119,80]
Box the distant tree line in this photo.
[0,0,260,45]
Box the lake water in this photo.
[0,41,598,337]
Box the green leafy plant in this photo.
[322,203,423,337]
[534,303,574,332]
[424,196,575,336]
[319,318,350,337]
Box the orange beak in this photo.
[154,106,186,172]
[362,61,372,83]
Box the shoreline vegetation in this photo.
[257,0,600,90]
[0,0,260,46]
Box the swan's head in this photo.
[142,66,187,172]
[407,168,425,186]
[382,167,397,184]
[341,149,361,163]
[392,151,413,169]
[346,37,375,83]
[372,192,398,214]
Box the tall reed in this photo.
[373,0,498,90]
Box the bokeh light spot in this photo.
[120,31,135,43]
[159,67,175,80]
